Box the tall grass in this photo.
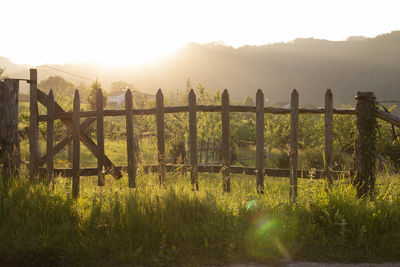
[1,168,400,266]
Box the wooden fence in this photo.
[19,69,400,199]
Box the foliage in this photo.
[167,136,186,164]
[86,78,108,111]
[0,68,7,80]
[242,96,255,106]
[38,76,75,97]
[1,170,400,266]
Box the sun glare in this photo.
[1,0,400,66]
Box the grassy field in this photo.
[1,165,400,266]
[19,136,353,171]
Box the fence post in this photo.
[96,89,105,186]
[352,92,376,198]
[125,89,136,188]
[324,89,333,185]
[0,79,20,175]
[256,89,265,194]
[221,89,231,193]
[290,89,299,202]
[46,90,55,185]
[29,69,40,181]
[72,90,80,198]
[188,89,199,191]
[156,89,166,186]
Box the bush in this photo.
[276,151,290,169]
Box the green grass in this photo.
[1,167,400,266]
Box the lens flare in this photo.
[246,200,257,211]
[244,212,291,260]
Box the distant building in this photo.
[108,91,126,107]
[108,90,154,107]
[273,101,291,109]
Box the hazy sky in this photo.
[2,0,400,66]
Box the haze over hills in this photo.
[2,31,400,106]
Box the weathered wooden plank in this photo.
[188,89,199,190]
[256,89,265,194]
[46,90,55,185]
[376,109,400,128]
[199,139,204,163]
[36,89,122,179]
[325,89,333,186]
[72,90,80,198]
[211,137,216,163]
[29,69,40,181]
[221,89,231,192]
[156,89,166,186]
[125,89,136,188]
[290,89,299,203]
[37,105,356,121]
[96,89,105,186]
[205,138,210,164]
[38,118,95,167]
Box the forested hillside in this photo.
[2,31,400,106]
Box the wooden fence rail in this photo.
[37,105,356,121]
[22,69,398,200]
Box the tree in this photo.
[87,78,108,110]
[0,68,7,80]
[242,96,255,106]
[38,76,75,96]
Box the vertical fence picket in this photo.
[290,89,299,202]
[29,69,39,181]
[72,90,80,198]
[256,89,265,194]
[199,139,204,164]
[222,89,231,193]
[156,89,166,186]
[325,89,333,185]
[212,137,216,163]
[205,138,210,164]
[46,90,55,185]
[188,89,199,190]
[96,89,105,186]
[68,135,72,164]
[126,89,136,188]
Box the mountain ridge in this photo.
[2,31,400,106]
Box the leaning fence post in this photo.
[290,89,299,202]
[96,89,105,186]
[352,92,377,198]
[256,89,265,194]
[46,90,55,185]
[188,89,199,191]
[29,69,40,181]
[221,89,231,193]
[72,90,80,198]
[125,89,136,188]
[156,89,166,186]
[324,89,333,185]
